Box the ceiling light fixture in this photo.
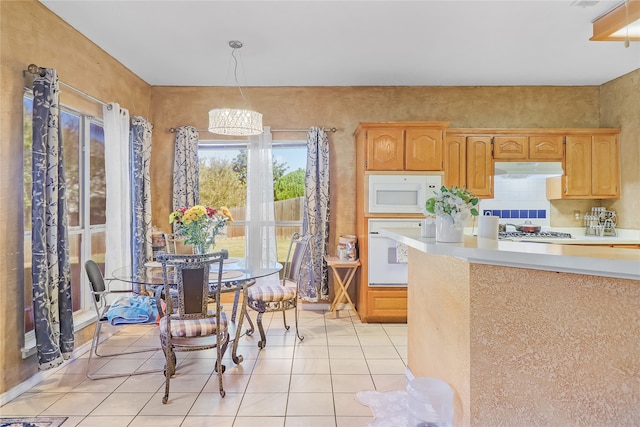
[208,41,263,136]
[591,0,640,46]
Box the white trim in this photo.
[21,311,97,359]
[2,339,92,406]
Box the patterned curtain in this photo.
[104,103,131,283]
[172,126,199,210]
[31,68,74,369]
[302,127,330,301]
[246,127,278,284]
[130,116,153,280]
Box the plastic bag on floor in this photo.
[356,390,408,427]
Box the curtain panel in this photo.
[130,117,153,280]
[104,103,132,282]
[31,68,74,369]
[302,127,330,301]
[246,127,278,283]
[172,126,199,210]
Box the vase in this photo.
[193,244,213,254]
[436,215,464,243]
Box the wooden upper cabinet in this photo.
[529,135,563,160]
[405,129,444,171]
[366,128,404,170]
[444,134,466,189]
[591,134,619,197]
[564,135,592,197]
[546,131,620,200]
[493,136,528,159]
[466,136,493,197]
[362,123,447,171]
[494,135,564,160]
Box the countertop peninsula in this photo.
[381,227,640,426]
[380,227,640,280]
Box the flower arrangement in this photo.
[169,205,234,252]
[425,185,479,230]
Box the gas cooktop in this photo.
[499,231,573,240]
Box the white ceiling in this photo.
[40,0,640,87]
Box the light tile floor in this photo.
[0,309,408,426]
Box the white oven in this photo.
[367,173,442,214]
[368,218,422,287]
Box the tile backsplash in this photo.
[478,175,551,226]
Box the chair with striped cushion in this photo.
[157,252,229,402]
[246,233,313,349]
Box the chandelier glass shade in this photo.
[208,108,263,136]
[208,40,263,136]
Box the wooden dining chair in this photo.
[245,233,313,349]
[157,251,229,401]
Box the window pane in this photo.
[23,96,33,232]
[198,142,307,262]
[89,122,106,225]
[24,235,34,333]
[91,230,106,277]
[68,233,83,312]
[61,111,81,227]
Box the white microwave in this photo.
[367,173,442,214]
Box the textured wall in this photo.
[0,0,152,393]
[149,85,604,249]
[600,69,640,230]
[409,250,640,426]
[471,264,640,426]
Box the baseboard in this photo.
[0,340,92,406]
[299,303,331,311]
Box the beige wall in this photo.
[150,85,603,241]
[550,68,640,229]
[0,0,152,393]
[1,0,637,395]
[600,69,640,230]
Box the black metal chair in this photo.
[157,252,229,402]
[245,233,313,349]
[84,260,161,380]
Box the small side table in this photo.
[326,256,361,319]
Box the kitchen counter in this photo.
[540,227,640,245]
[381,227,640,280]
[382,227,640,426]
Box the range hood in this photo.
[494,161,563,177]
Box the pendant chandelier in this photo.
[208,41,263,136]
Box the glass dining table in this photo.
[110,257,282,365]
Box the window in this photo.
[198,140,307,263]
[23,93,106,348]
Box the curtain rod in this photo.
[169,127,337,133]
[27,64,111,110]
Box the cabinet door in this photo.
[591,134,619,197]
[405,129,443,170]
[466,136,493,197]
[529,135,563,160]
[493,136,528,159]
[444,135,466,189]
[366,128,404,170]
[564,135,591,197]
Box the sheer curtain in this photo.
[245,127,278,283]
[104,103,131,281]
[302,127,330,301]
[31,68,74,369]
[172,126,199,210]
[130,116,153,278]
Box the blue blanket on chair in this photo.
[106,295,158,325]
